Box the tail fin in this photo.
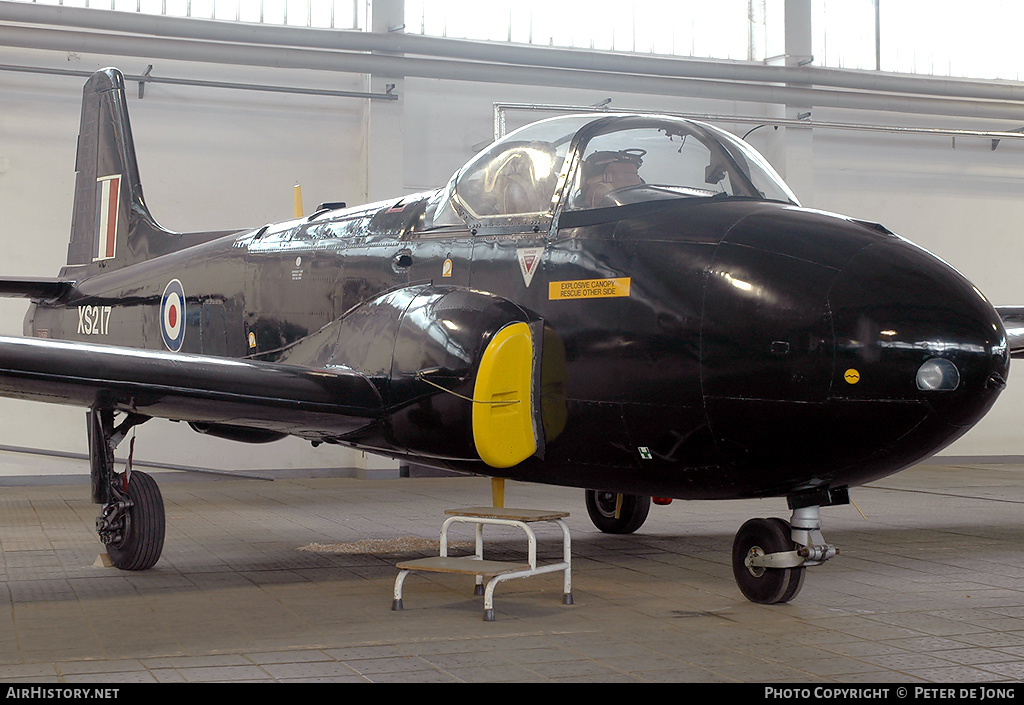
[64,68,234,274]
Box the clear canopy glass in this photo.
[427,113,799,229]
[566,117,799,210]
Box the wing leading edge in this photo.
[0,335,384,441]
[996,307,1024,358]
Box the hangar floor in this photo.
[0,452,1024,683]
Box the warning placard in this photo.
[549,277,631,300]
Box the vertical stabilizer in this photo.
[65,68,204,273]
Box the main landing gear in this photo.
[585,486,846,604]
[584,490,650,534]
[88,408,164,570]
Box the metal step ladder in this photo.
[392,505,573,621]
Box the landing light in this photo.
[725,273,753,292]
[916,358,960,391]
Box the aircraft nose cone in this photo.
[828,238,1009,431]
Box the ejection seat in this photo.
[579,148,645,208]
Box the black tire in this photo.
[106,471,165,571]
[767,517,806,603]
[731,517,805,604]
[585,490,650,534]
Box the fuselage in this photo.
[25,187,1010,501]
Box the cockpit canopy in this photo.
[426,114,799,230]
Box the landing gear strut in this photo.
[88,408,163,570]
[731,488,846,604]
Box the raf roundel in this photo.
[160,279,186,352]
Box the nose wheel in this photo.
[732,517,806,604]
[731,494,843,604]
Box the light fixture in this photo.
[916,358,960,391]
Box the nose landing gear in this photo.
[732,490,845,604]
[582,486,845,605]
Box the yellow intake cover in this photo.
[472,322,537,468]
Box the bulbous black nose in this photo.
[828,237,1008,430]
[693,205,1007,493]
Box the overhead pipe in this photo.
[3,20,1024,121]
[0,62,397,101]
[491,101,1024,148]
[4,0,1024,105]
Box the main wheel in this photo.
[732,517,805,604]
[105,471,165,571]
[585,490,650,534]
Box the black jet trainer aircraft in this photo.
[0,68,1018,605]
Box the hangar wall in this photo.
[810,113,1024,458]
[0,9,1022,479]
[0,49,390,476]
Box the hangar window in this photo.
[405,0,755,61]
[813,0,1024,81]
[40,0,362,29]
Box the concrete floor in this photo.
[1,451,1024,683]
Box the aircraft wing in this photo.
[996,307,1024,358]
[0,335,384,440]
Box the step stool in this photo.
[392,506,573,621]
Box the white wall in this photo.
[1,37,1022,478]
[0,48,379,474]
